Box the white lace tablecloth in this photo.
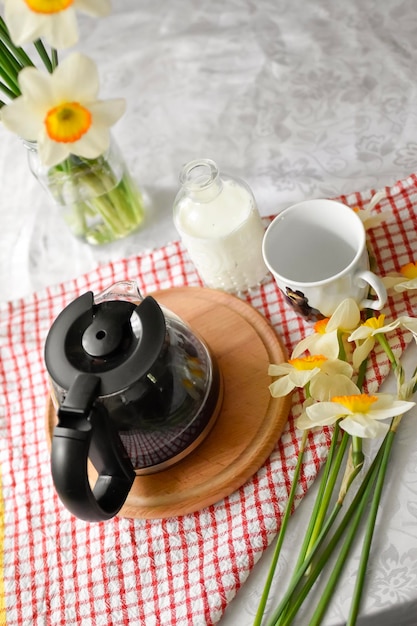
[1,1,417,625]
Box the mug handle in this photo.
[356,270,387,311]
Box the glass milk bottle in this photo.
[173,159,268,293]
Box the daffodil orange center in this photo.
[400,262,417,279]
[314,318,329,334]
[289,355,327,370]
[363,314,385,330]
[331,393,378,412]
[45,102,92,143]
[25,0,73,13]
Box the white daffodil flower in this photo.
[1,53,126,168]
[303,393,415,438]
[353,205,391,230]
[382,262,417,293]
[269,355,354,399]
[3,0,111,49]
[291,317,340,360]
[348,314,389,369]
[292,298,361,360]
[364,315,417,343]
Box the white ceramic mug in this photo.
[262,199,387,321]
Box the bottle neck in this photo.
[179,159,223,203]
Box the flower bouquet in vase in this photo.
[0,0,145,245]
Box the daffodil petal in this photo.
[1,96,40,140]
[5,2,47,46]
[310,374,359,402]
[290,369,319,387]
[320,359,353,377]
[349,326,373,341]
[43,11,79,49]
[339,415,389,438]
[376,320,402,333]
[37,131,70,167]
[313,331,341,359]
[70,127,111,161]
[88,100,127,127]
[394,279,417,292]
[326,298,361,332]
[381,275,403,290]
[269,376,295,397]
[305,401,344,425]
[17,66,54,108]
[369,399,415,420]
[295,412,315,430]
[399,316,417,335]
[268,363,293,376]
[51,53,99,101]
[3,0,109,49]
[291,335,316,358]
[352,336,375,370]
[76,0,111,16]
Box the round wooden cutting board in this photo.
[45,286,291,519]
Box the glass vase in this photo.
[24,137,145,245]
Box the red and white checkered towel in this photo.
[1,174,417,625]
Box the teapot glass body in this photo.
[44,281,223,521]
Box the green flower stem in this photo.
[33,39,53,73]
[351,436,364,470]
[303,430,349,560]
[51,49,58,71]
[252,430,309,626]
[0,45,20,94]
[0,79,17,100]
[356,351,369,392]
[265,502,343,626]
[337,443,363,504]
[45,151,145,245]
[270,445,384,626]
[76,170,140,235]
[0,39,22,77]
[337,329,346,361]
[346,422,398,625]
[268,425,345,625]
[376,333,398,368]
[0,17,34,74]
[292,422,341,572]
[296,471,376,626]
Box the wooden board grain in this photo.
[46,287,291,519]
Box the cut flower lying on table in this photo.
[255,290,417,626]
[0,0,145,244]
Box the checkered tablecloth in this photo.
[1,174,417,626]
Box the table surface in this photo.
[1,1,417,625]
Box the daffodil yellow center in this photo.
[363,314,385,330]
[400,262,417,279]
[289,355,327,370]
[25,0,73,13]
[331,393,378,412]
[314,318,329,334]
[45,102,92,143]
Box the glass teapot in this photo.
[44,281,222,522]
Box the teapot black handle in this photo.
[51,373,136,522]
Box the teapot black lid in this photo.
[44,292,166,396]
